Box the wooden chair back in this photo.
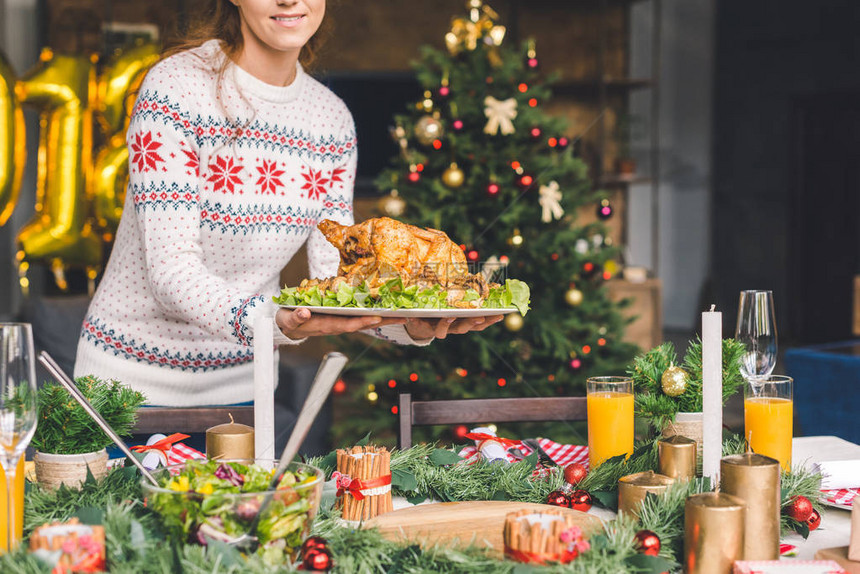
[133,406,254,435]
[397,393,587,449]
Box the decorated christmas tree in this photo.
[335,1,638,443]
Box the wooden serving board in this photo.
[363,501,602,553]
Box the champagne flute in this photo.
[0,323,38,552]
[735,290,778,392]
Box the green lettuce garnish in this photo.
[273,277,530,314]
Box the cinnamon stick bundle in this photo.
[335,445,392,521]
[503,509,581,563]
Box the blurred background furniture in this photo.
[785,341,860,444]
[398,393,587,449]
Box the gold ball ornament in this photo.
[378,190,406,217]
[504,313,524,332]
[661,365,689,397]
[565,288,584,306]
[442,163,465,188]
[414,115,443,146]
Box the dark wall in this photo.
[712,0,860,344]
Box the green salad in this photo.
[273,277,530,315]
[144,460,320,560]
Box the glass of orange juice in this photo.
[744,375,793,471]
[0,458,24,553]
[587,376,634,468]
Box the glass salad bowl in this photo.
[142,459,323,559]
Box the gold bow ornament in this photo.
[539,181,564,223]
[484,96,517,136]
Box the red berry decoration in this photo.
[806,509,821,531]
[546,489,571,508]
[634,529,661,556]
[303,547,334,571]
[569,489,593,512]
[785,495,814,522]
[563,462,588,486]
[302,536,327,554]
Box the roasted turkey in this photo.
[299,217,493,308]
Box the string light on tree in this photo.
[517,172,535,190]
[526,39,539,69]
[529,126,541,140]
[565,287,583,307]
[487,181,500,196]
[597,198,613,220]
[507,229,524,247]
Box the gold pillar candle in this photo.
[617,471,675,517]
[684,492,745,574]
[720,453,780,560]
[206,414,255,461]
[658,435,697,480]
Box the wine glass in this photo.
[735,290,778,387]
[0,323,38,552]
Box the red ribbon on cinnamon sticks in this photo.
[332,471,392,501]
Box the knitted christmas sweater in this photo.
[75,40,425,406]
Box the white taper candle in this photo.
[253,314,275,462]
[702,304,722,484]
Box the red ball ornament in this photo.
[557,136,570,150]
[529,126,542,140]
[569,358,582,370]
[785,495,814,522]
[517,173,535,190]
[487,182,500,196]
[806,509,821,531]
[407,171,420,183]
[633,530,661,556]
[303,547,334,571]
[437,85,451,99]
[569,489,592,512]
[452,119,464,131]
[546,489,571,508]
[302,536,328,554]
[563,462,588,486]
[527,57,539,69]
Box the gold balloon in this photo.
[504,313,524,332]
[414,115,443,146]
[0,50,25,226]
[96,43,160,133]
[15,50,102,273]
[442,162,464,188]
[661,365,689,397]
[565,288,583,306]
[92,133,129,236]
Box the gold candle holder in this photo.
[720,453,780,560]
[205,414,255,461]
[684,492,745,574]
[617,470,675,518]
[658,435,697,480]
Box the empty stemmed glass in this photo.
[735,290,778,395]
[0,323,38,552]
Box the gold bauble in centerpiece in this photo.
[565,288,583,306]
[442,162,465,188]
[414,115,443,146]
[661,365,689,397]
[504,313,524,332]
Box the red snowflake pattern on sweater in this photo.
[181,147,199,177]
[330,166,346,184]
[207,155,244,194]
[301,166,329,200]
[256,159,286,195]
[131,131,165,172]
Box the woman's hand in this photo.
[404,315,505,341]
[276,307,405,339]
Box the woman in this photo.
[74,0,501,407]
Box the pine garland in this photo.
[32,375,146,455]
[629,338,746,430]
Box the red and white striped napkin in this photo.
[821,487,858,509]
[458,437,589,469]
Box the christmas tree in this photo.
[334,1,638,444]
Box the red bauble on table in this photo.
[785,495,814,522]
[546,489,571,508]
[633,529,661,556]
[302,536,328,554]
[569,489,592,512]
[302,547,334,571]
[563,462,587,486]
[806,509,821,531]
